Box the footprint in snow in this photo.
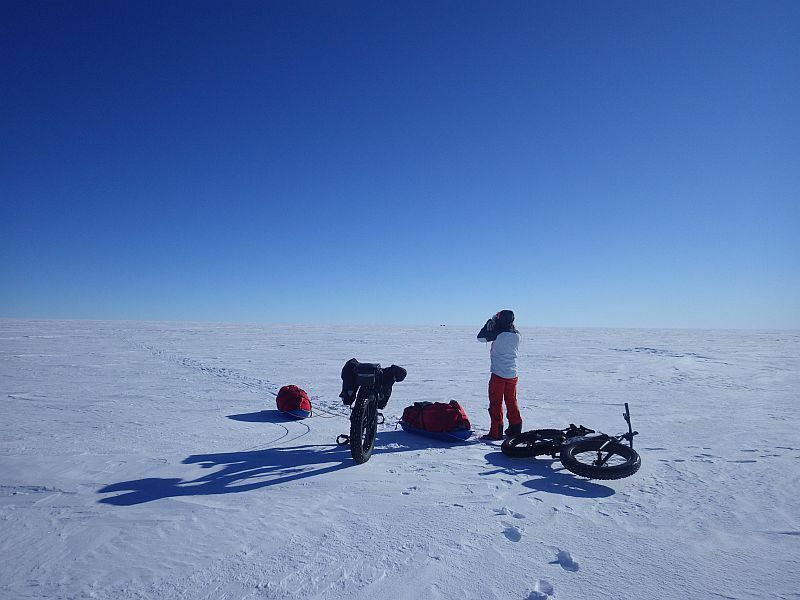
[527,579,554,599]
[554,549,579,572]
[502,523,522,542]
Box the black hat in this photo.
[496,310,515,327]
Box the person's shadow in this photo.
[482,451,616,498]
[98,430,432,506]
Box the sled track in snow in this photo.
[118,334,351,420]
[132,339,282,397]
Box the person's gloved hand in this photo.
[478,316,498,341]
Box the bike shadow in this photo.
[482,451,616,498]
[98,430,429,506]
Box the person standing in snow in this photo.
[477,310,522,440]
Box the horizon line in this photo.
[0,316,797,332]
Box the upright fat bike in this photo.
[337,361,406,464]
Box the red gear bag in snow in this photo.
[276,385,312,413]
[401,400,471,433]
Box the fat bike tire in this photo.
[349,395,378,464]
[559,438,641,480]
[501,429,565,458]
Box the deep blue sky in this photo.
[2,1,798,327]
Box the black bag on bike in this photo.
[339,358,406,409]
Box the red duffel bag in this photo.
[401,400,471,433]
[276,385,312,415]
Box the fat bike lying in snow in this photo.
[501,403,641,480]
[337,360,407,464]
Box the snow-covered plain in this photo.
[1,319,798,600]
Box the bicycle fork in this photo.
[593,402,638,466]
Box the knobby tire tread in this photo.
[349,396,377,464]
[559,438,641,480]
[501,429,565,458]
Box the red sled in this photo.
[400,421,473,442]
[275,385,312,419]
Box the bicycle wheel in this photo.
[501,429,565,458]
[349,394,378,464]
[559,438,641,480]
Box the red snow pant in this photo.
[488,373,521,438]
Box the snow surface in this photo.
[1,319,798,600]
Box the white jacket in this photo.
[488,331,521,378]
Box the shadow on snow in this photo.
[97,430,434,506]
[225,409,287,422]
[482,451,616,498]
